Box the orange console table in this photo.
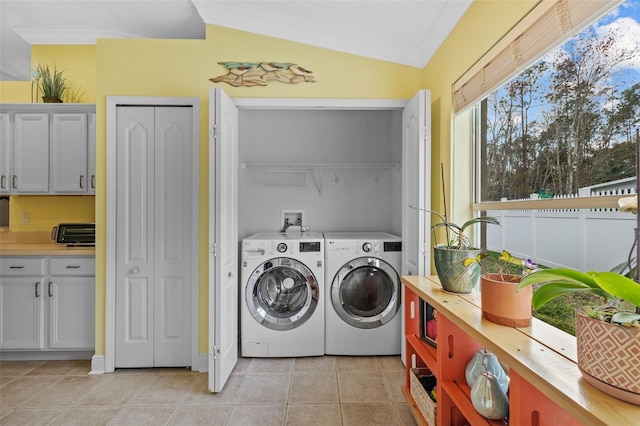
[402,275,640,426]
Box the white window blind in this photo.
[453,0,623,113]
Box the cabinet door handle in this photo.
[66,265,81,269]
[35,282,40,298]
[91,175,95,189]
[12,175,17,189]
[9,265,25,269]
[79,175,85,189]
[48,281,53,297]
[0,175,5,189]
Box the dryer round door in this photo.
[331,257,400,329]
[246,257,320,331]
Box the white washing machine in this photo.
[241,232,324,357]
[324,232,402,355]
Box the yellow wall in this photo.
[94,25,423,356]
[0,45,97,104]
[1,0,537,363]
[9,196,95,232]
[421,0,537,224]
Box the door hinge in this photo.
[210,243,218,257]
[211,345,220,360]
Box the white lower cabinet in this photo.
[48,257,95,349]
[0,256,94,352]
[0,277,45,349]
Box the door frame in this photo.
[103,96,200,373]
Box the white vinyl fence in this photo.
[486,189,638,271]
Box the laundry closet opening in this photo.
[213,92,429,386]
[237,107,403,239]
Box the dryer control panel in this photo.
[300,242,321,252]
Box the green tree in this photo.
[483,25,638,200]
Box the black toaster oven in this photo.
[51,223,95,246]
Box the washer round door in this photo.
[331,257,400,329]
[246,257,320,331]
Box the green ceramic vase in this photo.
[433,244,481,293]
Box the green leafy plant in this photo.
[410,163,500,250]
[36,63,67,101]
[410,206,500,249]
[517,194,640,327]
[463,250,537,279]
[517,269,640,326]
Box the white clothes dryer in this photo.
[324,232,402,355]
[241,232,324,357]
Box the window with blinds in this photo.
[470,0,639,204]
[453,0,623,113]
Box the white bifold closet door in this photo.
[115,106,193,368]
[208,88,239,392]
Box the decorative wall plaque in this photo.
[210,62,317,87]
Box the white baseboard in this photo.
[198,353,209,372]
[0,350,93,361]
[87,354,203,374]
[89,354,105,375]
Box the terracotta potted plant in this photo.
[517,194,640,404]
[465,250,537,326]
[517,268,640,405]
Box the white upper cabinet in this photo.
[51,113,88,193]
[13,113,49,193]
[0,104,96,195]
[88,112,96,193]
[0,113,9,194]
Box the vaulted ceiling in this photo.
[0,0,472,81]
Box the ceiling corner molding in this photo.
[14,28,143,45]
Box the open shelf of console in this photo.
[402,275,640,426]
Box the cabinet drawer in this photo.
[49,257,95,276]
[0,257,46,276]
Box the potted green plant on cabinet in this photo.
[36,63,67,103]
[412,164,500,293]
[517,267,640,404]
[465,250,537,326]
[517,194,640,404]
[412,205,500,293]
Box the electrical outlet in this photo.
[21,212,30,225]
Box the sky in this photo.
[595,0,640,78]
[488,0,640,131]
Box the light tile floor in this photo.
[0,356,417,425]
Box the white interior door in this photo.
[152,107,193,366]
[208,88,239,392]
[401,90,431,363]
[115,106,193,368]
[402,90,431,277]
